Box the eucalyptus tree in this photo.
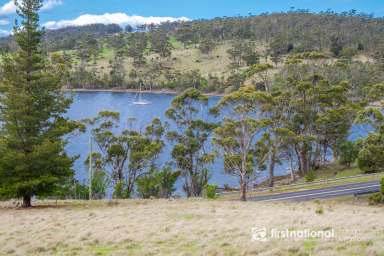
[0,0,81,207]
[275,61,358,174]
[150,29,173,60]
[211,86,270,201]
[166,88,215,197]
[88,112,164,198]
[245,64,274,91]
[109,50,126,87]
[127,32,148,67]
[256,91,295,187]
[355,84,384,173]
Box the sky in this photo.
[0,0,383,36]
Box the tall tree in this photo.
[212,86,269,201]
[257,92,295,187]
[0,0,79,207]
[150,29,173,60]
[166,89,215,197]
[127,32,147,67]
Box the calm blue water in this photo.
[66,92,239,195]
[65,92,370,195]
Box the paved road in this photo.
[248,181,380,202]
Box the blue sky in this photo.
[0,0,383,35]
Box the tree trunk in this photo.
[240,178,247,201]
[22,195,31,208]
[332,145,338,162]
[300,150,309,175]
[268,150,276,187]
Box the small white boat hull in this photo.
[132,101,151,105]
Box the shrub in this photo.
[338,141,359,168]
[315,206,324,215]
[204,184,218,199]
[157,167,181,198]
[305,170,317,182]
[91,169,110,200]
[369,193,383,205]
[136,171,160,199]
[381,178,384,194]
[357,133,384,173]
[136,167,180,199]
[369,178,384,205]
[113,181,130,199]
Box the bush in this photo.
[315,206,324,215]
[136,166,180,199]
[204,184,218,199]
[91,169,110,200]
[305,170,317,182]
[369,193,383,205]
[338,141,359,168]
[113,181,130,199]
[357,133,384,173]
[136,171,160,199]
[369,178,384,205]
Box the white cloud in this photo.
[0,0,62,16]
[0,29,10,36]
[0,18,10,25]
[41,0,62,11]
[44,12,189,30]
[0,1,16,16]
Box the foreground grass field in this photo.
[0,198,383,256]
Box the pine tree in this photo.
[0,0,78,207]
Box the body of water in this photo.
[65,91,370,195]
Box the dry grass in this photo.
[0,198,383,256]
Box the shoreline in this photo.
[63,88,225,97]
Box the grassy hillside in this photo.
[2,11,383,92]
[0,199,382,255]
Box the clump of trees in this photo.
[86,112,170,199]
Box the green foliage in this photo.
[369,178,384,205]
[136,166,181,199]
[338,141,359,168]
[305,170,317,182]
[315,206,324,215]
[0,0,81,207]
[150,29,173,59]
[85,153,110,200]
[51,179,89,200]
[113,181,130,199]
[199,38,216,54]
[357,133,384,173]
[87,112,165,198]
[212,86,270,200]
[330,35,345,57]
[166,88,215,197]
[203,184,218,199]
[244,64,273,91]
[381,178,384,194]
[127,32,147,67]
[136,171,159,199]
[369,193,383,205]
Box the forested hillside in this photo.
[0,10,384,94]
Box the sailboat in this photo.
[133,82,151,105]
